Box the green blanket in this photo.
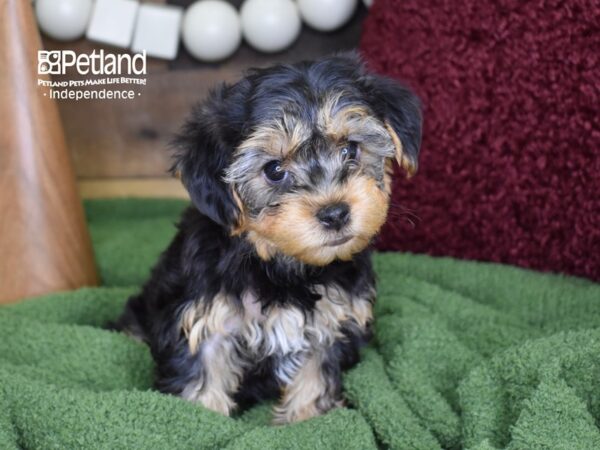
[1,199,599,450]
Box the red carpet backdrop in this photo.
[361,0,600,280]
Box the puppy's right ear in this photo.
[171,82,248,229]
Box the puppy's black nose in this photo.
[317,203,350,231]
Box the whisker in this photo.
[388,204,420,219]
[385,202,421,229]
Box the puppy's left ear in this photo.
[364,74,423,177]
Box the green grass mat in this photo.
[1,199,599,449]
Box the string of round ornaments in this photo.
[35,0,373,62]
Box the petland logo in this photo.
[38,50,147,76]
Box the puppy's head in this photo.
[173,53,422,266]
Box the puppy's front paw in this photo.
[272,397,344,425]
[181,383,237,416]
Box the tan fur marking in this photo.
[261,306,307,355]
[230,188,247,236]
[180,301,199,340]
[345,175,389,254]
[350,296,373,329]
[383,159,394,196]
[181,335,243,416]
[179,295,245,415]
[317,92,346,135]
[324,107,372,142]
[236,114,311,159]
[181,295,241,355]
[273,351,342,424]
[318,95,390,147]
[385,122,417,177]
[245,230,278,261]
[311,285,373,344]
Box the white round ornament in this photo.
[363,0,374,7]
[35,0,93,41]
[182,0,242,62]
[240,0,301,53]
[297,0,357,32]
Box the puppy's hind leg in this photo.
[107,293,149,343]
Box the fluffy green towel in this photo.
[1,199,599,450]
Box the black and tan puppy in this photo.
[115,53,421,424]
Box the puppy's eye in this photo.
[340,141,361,161]
[263,160,288,184]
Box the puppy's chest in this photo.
[180,286,372,358]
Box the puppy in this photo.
[115,53,421,424]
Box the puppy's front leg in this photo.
[273,349,343,424]
[179,333,245,415]
[176,299,247,416]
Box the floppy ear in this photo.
[171,83,247,229]
[363,74,422,177]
